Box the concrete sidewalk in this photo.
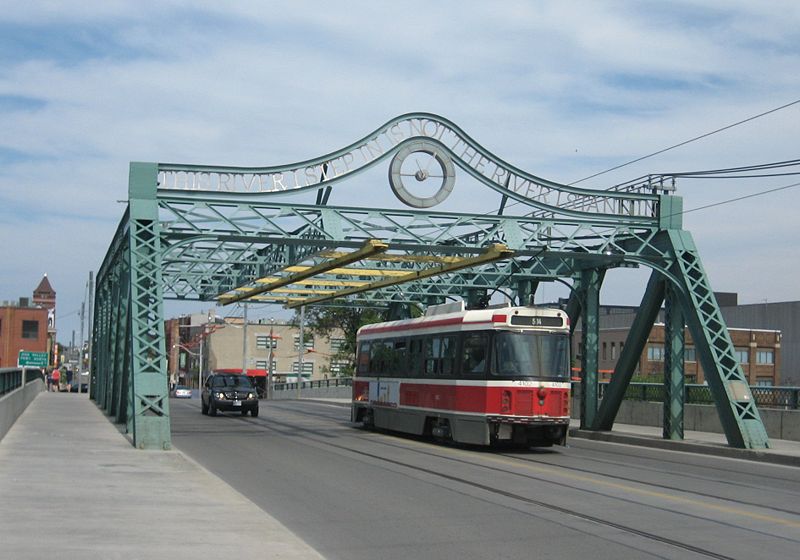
[303,397,800,467]
[0,391,324,560]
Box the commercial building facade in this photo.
[584,323,781,386]
[166,311,349,392]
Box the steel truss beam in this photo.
[91,113,769,449]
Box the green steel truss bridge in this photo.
[91,112,770,450]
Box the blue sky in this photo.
[1,1,799,343]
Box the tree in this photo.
[293,306,385,376]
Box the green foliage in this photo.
[294,306,385,374]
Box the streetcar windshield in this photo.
[491,332,570,379]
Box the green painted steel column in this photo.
[667,230,769,449]
[127,162,171,450]
[663,282,685,440]
[579,269,601,429]
[594,271,665,430]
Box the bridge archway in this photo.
[91,113,769,450]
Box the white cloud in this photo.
[1,1,799,342]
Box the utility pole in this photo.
[297,305,304,399]
[268,318,275,400]
[241,302,249,376]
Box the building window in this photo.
[255,360,277,370]
[647,344,664,362]
[755,377,772,387]
[293,334,314,351]
[610,342,617,360]
[734,347,749,364]
[756,350,774,365]
[256,335,278,349]
[684,346,696,363]
[602,342,607,361]
[22,320,39,339]
[292,361,314,374]
[330,360,349,376]
[330,337,346,353]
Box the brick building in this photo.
[586,324,781,386]
[0,299,49,368]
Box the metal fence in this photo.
[271,376,800,410]
[593,382,800,410]
[273,377,353,393]
[0,368,44,397]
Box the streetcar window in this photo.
[388,339,408,376]
[357,341,370,375]
[462,333,489,376]
[370,341,388,373]
[424,335,458,377]
[408,337,423,376]
[491,332,570,379]
[424,338,439,375]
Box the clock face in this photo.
[389,140,456,208]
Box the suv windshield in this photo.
[211,375,253,389]
[491,332,570,379]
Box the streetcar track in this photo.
[175,400,800,549]
[499,452,800,516]
[195,404,800,558]
[270,400,800,509]
[233,413,742,559]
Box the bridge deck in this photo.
[0,392,323,560]
[2,392,799,559]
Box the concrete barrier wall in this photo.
[0,378,44,443]
[570,395,800,441]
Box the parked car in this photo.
[201,374,259,417]
[172,385,192,398]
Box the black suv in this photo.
[201,374,259,417]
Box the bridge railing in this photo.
[592,382,800,410]
[270,377,799,410]
[273,377,353,392]
[1,367,46,442]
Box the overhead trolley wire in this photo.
[568,97,800,185]
[682,180,800,215]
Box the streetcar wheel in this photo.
[361,408,374,429]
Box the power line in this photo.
[682,180,800,215]
[568,98,800,185]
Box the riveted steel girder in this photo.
[91,113,770,450]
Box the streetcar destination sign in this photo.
[18,351,48,368]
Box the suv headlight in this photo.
[215,392,226,399]
[247,392,255,400]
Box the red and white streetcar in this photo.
[352,301,572,447]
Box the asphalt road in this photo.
[170,398,800,560]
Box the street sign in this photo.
[18,351,48,368]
